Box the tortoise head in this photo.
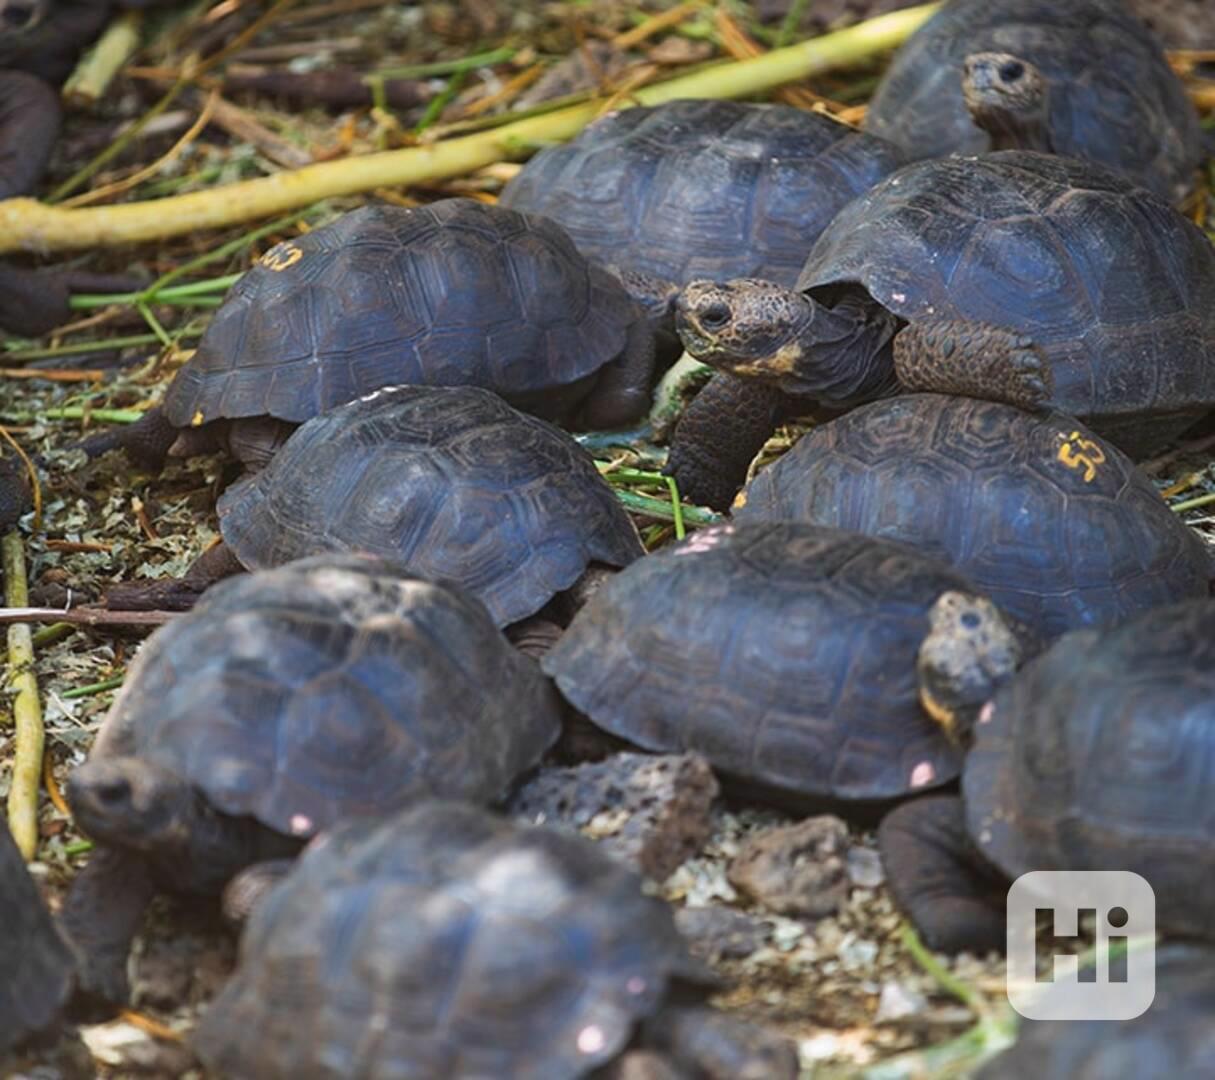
[916,591,1023,746]
[962,52,1052,152]
[67,757,199,856]
[675,279,814,378]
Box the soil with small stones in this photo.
[2,0,1214,1077]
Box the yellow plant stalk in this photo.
[3,530,43,859]
[0,3,940,255]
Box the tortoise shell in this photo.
[0,822,74,1054]
[735,394,1212,640]
[965,600,1215,939]
[864,0,1202,202]
[542,522,993,802]
[499,98,906,288]
[92,556,562,841]
[162,199,645,430]
[215,386,644,627]
[797,151,1215,454]
[194,800,699,1079]
[978,944,1215,1077]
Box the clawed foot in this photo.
[67,954,130,1022]
[1004,334,1052,407]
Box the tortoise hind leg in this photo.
[59,845,157,1018]
[894,320,1052,410]
[665,374,794,512]
[878,795,1007,954]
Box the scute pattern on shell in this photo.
[543,522,976,802]
[163,199,643,427]
[500,98,907,287]
[93,556,562,838]
[216,385,644,626]
[864,0,1202,201]
[965,600,1215,938]
[735,394,1213,640]
[798,152,1215,441]
[194,801,693,1080]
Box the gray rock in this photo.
[727,816,850,918]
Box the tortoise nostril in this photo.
[698,301,732,331]
[999,60,1025,83]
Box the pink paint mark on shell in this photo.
[289,813,313,835]
[979,701,995,725]
[577,1025,607,1054]
[626,976,647,995]
[909,761,936,788]
[673,523,735,556]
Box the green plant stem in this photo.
[61,673,124,699]
[373,47,516,80]
[3,531,43,859]
[1171,490,1215,513]
[900,923,987,1016]
[31,623,76,649]
[0,3,941,253]
[2,407,147,424]
[70,273,242,309]
[665,476,686,540]
[413,67,469,134]
[614,489,720,526]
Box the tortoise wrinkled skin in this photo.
[736,394,1213,640]
[864,0,1203,202]
[541,522,1013,803]
[965,600,1215,939]
[978,944,1215,1078]
[796,152,1215,453]
[163,199,651,434]
[216,386,644,627]
[195,801,702,1079]
[0,821,75,1054]
[500,98,906,289]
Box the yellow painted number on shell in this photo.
[1056,430,1105,482]
[260,243,303,272]
[191,409,205,427]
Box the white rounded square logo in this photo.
[1006,870,1156,1021]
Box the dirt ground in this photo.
[3,1,1214,1076]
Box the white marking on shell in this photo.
[891,292,907,304]
[626,976,647,995]
[290,813,313,835]
[577,1025,607,1054]
[909,761,936,788]
[979,701,995,725]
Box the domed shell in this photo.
[798,152,1215,451]
[194,801,697,1079]
[216,386,644,626]
[163,199,644,429]
[542,522,988,802]
[500,98,906,288]
[864,0,1202,202]
[92,557,562,840]
[965,600,1215,938]
[735,394,1212,639]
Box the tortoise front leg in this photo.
[73,405,181,472]
[665,374,794,512]
[894,319,1053,410]
[582,316,657,430]
[878,795,1007,955]
[59,844,157,1017]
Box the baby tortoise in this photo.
[880,599,1215,954]
[671,151,1215,509]
[195,800,798,1080]
[61,555,562,1011]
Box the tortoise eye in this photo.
[698,301,732,331]
[999,60,1025,82]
